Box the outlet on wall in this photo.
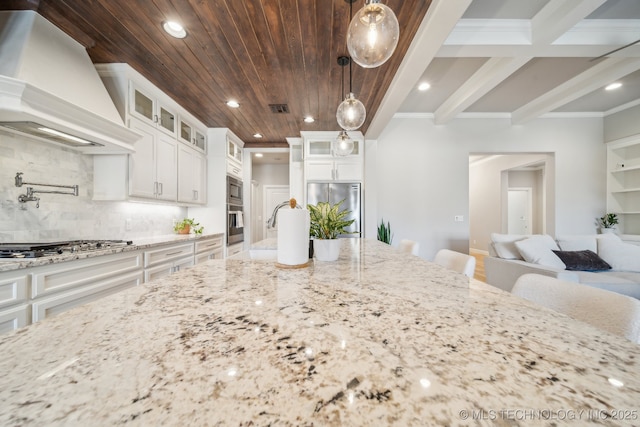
[125,218,132,231]
[454,215,464,222]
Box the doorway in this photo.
[469,153,554,254]
[263,185,290,239]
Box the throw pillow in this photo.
[492,241,524,259]
[597,238,640,272]
[556,235,598,252]
[515,238,566,269]
[551,250,611,271]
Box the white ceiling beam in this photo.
[434,56,531,125]
[532,0,606,45]
[512,57,640,124]
[365,0,472,140]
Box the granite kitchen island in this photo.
[1,239,638,426]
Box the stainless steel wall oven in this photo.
[227,175,244,245]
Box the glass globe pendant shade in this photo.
[347,0,399,68]
[333,131,354,156]
[336,92,366,131]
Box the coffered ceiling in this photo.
[3,0,640,148]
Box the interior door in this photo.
[508,188,532,235]
[263,185,290,239]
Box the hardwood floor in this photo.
[470,250,487,283]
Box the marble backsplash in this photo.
[0,132,187,242]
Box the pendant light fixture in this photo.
[334,130,354,157]
[335,57,365,132]
[334,56,355,156]
[347,0,399,68]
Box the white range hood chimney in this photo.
[0,10,139,153]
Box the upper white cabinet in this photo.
[178,144,206,204]
[94,64,206,205]
[227,136,243,166]
[226,132,244,179]
[128,117,178,201]
[179,116,207,153]
[607,134,640,234]
[302,131,364,183]
[130,83,177,137]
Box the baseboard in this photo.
[470,248,489,256]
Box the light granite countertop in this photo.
[0,239,639,426]
[0,233,224,272]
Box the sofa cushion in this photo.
[598,237,640,272]
[556,235,598,252]
[552,250,611,271]
[573,271,640,299]
[515,237,565,269]
[489,233,526,259]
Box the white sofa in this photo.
[484,233,640,299]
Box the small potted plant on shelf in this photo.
[174,218,204,235]
[597,213,618,234]
[308,200,355,261]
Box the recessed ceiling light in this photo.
[304,116,315,123]
[418,82,431,91]
[253,133,263,138]
[162,21,187,39]
[255,153,263,157]
[226,100,240,108]
[605,82,622,91]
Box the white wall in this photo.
[366,116,606,260]
[604,104,640,142]
[0,132,187,242]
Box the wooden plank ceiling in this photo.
[4,0,430,147]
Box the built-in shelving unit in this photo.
[607,133,640,234]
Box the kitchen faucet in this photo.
[15,172,79,209]
[266,200,301,229]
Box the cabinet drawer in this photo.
[32,270,143,322]
[144,256,194,282]
[144,243,194,267]
[0,273,28,309]
[227,162,242,179]
[31,252,143,298]
[195,236,223,253]
[0,304,30,335]
[195,249,223,264]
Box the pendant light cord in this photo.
[348,0,353,95]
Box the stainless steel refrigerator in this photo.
[307,182,361,238]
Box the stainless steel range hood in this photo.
[0,10,139,153]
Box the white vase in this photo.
[600,227,616,234]
[313,239,341,261]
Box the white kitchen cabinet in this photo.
[227,136,243,167]
[194,235,224,264]
[95,63,207,206]
[128,117,178,201]
[607,133,640,234]
[30,251,144,322]
[0,272,30,334]
[130,82,177,137]
[305,138,361,159]
[305,160,363,181]
[178,144,207,205]
[302,131,364,183]
[179,116,207,153]
[143,242,194,282]
[226,242,243,258]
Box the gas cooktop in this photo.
[0,240,133,259]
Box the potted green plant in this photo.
[307,200,355,261]
[173,218,204,235]
[377,218,393,244]
[597,213,618,234]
